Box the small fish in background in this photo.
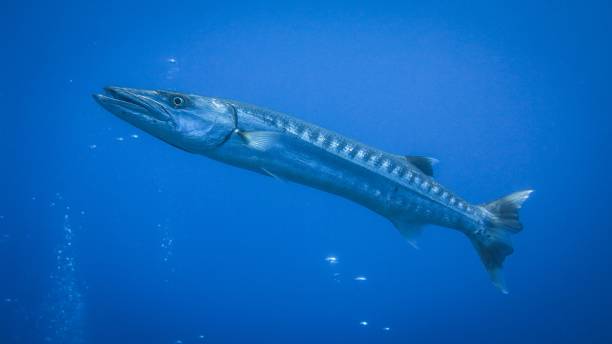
[359,321,368,327]
[93,87,533,293]
[353,275,367,281]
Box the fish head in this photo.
[93,87,236,152]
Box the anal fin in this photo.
[391,220,424,249]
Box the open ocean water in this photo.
[2,1,612,343]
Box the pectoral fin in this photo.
[237,130,282,151]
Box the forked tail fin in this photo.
[471,190,533,293]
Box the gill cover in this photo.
[170,96,237,152]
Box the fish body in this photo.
[93,87,533,292]
[208,101,481,233]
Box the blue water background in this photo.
[2,1,612,343]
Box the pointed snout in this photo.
[93,86,171,122]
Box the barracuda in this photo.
[93,86,533,293]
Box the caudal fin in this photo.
[471,190,533,293]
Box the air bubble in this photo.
[324,256,338,264]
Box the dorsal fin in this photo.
[404,156,438,176]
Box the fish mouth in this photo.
[93,87,170,122]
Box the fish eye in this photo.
[172,96,184,107]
